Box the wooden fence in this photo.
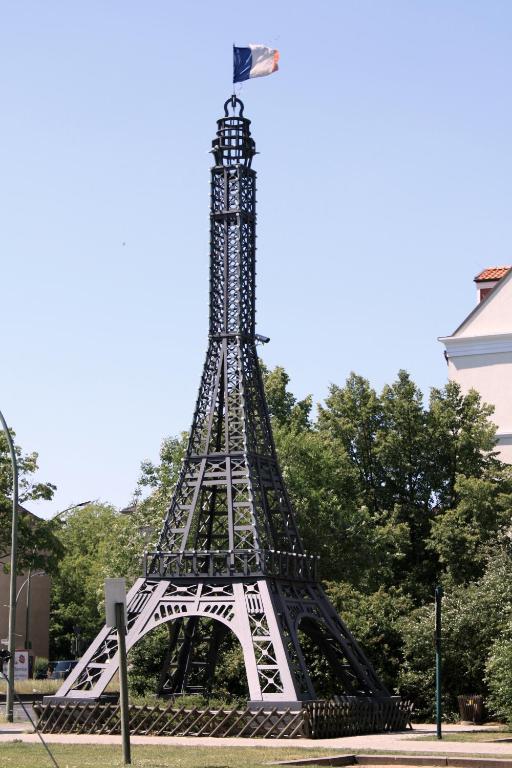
[34,702,308,738]
[34,697,412,739]
[307,697,412,738]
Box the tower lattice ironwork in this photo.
[55,97,390,705]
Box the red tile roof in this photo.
[474,266,511,282]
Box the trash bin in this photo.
[457,694,484,724]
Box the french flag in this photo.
[233,45,279,83]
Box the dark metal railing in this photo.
[144,549,319,581]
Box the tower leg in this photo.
[273,580,389,698]
[156,618,184,695]
[49,576,387,705]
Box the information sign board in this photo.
[2,650,29,680]
[104,578,127,629]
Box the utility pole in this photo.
[0,409,19,723]
[105,579,130,765]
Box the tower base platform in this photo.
[36,696,412,739]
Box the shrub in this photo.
[128,626,168,696]
[485,631,512,724]
[33,657,49,679]
[127,621,249,702]
[398,551,512,720]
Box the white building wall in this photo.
[456,277,512,337]
[440,271,512,465]
[444,344,512,463]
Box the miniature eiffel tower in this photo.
[55,97,390,705]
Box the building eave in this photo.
[439,331,512,358]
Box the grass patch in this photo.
[4,743,512,768]
[125,693,245,708]
[0,744,340,768]
[0,679,60,695]
[0,681,243,704]
[415,730,512,742]
[0,675,123,696]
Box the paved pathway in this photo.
[0,722,511,757]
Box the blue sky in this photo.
[2,1,512,517]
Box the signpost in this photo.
[2,650,29,681]
[105,578,131,765]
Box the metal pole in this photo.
[115,602,131,765]
[25,566,32,651]
[435,585,443,740]
[0,409,18,723]
[14,571,44,606]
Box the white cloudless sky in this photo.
[2,1,512,517]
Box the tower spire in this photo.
[209,96,256,340]
[154,94,303,561]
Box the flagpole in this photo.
[232,43,235,99]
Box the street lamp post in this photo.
[0,406,91,720]
[0,409,19,723]
[25,566,32,651]
[51,501,91,521]
[435,585,443,740]
[11,570,45,651]
[21,502,91,657]
[13,571,45,606]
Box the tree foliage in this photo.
[50,502,129,658]
[49,437,187,658]
[485,624,512,724]
[0,430,61,574]
[265,365,511,717]
[49,364,512,721]
[398,549,512,718]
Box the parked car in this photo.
[49,660,78,680]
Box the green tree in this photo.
[375,372,433,595]
[485,626,512,724]
[262,366,408,588]
[427,382,498,509]
[275,425,408,588]
[49,435,191,658]
[376,373,429,513]
[0,430,60,573]
[316,372,507,600]
[56,363,510,715]
[267,365,512,714]
[113,435,188,581]
[262,364,312,430]
[428,468,512,584]
[326,581,413,693]
[50,502,129,657]
[318,373,383,512]
[398,549,512,718]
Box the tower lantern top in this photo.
[211,95,256,168]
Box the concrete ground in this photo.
[0,722,511,757]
